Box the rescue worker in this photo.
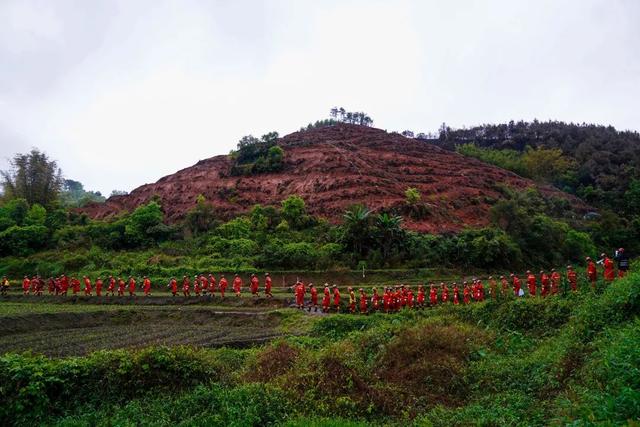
[371,287,380,311]
[550,269,561,295]
[294,281,305,309]
[117,277,126,296]
[219,275,228,299]
[322,284,331,313]
[193,275,201,296]
[22,276,30,295]
[601,253,615,282]
[83,276,92,296]
[107,276,116,296]
[453,283,460,305]
[614,248,629,278]
[1,276,9,296]
[359,288,368,314]
[128,277,136,296]
[488,276,497,299]
[71,277,81,295]
[463,282,471,304]
[200,275,208,296]
[309,283,319,312]
[208,274,217,295]
[95,277,103,297]
[526,271,537,297]
[510,274,521,297]
[264,273,273,298]
[182,276,190,297]
[500,275,509,297]
[250,274,260,297]
[168,277,178,296]
[143,276,151,296]
[441,283,449,303]
[586,257,597,288]
[429,284,437,306]
[348,287,356,313]
[233,274,243,297]
[332,285,341,312]
[416,285,425,309]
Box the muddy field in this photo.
[0,305,285,357]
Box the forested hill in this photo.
[433,120,640,213]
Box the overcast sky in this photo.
[1,0,639,196]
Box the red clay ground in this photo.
[81,124,584,233]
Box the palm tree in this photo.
[375,213,404,259]
[342,205,372,256]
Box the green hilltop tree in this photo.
[1,149,64,207]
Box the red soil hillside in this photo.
[80,124,584,233]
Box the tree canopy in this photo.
[1,149,64,207]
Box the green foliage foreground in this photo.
[1,270,639,426]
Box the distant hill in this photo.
[81,124,585,232]
[433,120,640,211]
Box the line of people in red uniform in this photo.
[8,272,275,299]
[290,252,629,313]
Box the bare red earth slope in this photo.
[81,124,583,233]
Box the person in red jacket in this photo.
[233,274,242,297]
[550,269,561,295]
[407,288,414,309]
[95,277,103,296]
[526,271,537,297]
[383,288,391,313]
[128,277,136,296]
[33,276,43,296]
[182,276,190,297]
[143,276,152,296]
[322,284,331,313]
[441,283,449,303]
[168,277,178,296]
[359,288,368,314]
[219,275,228,299]
[394,287,402,311]
[333,285,341,312]
[429,284,437,306]
[106,276,115,296]
[488,276,497,299]
[308,283,318,312]
[567,266,578,291]
[463,283,471,304]
[586,257,597,288]
[208,274,216,296]
[453,283,460,305]
[264,273,273,298]
[477,280,485,301]
[294,281,305,309]
[347,287,355,313]
[601,253,615,282]
[371,287,380,311]
[61,275,69,296]
[193,275,201,296]
[71,277,81,295]
[48,277,55,295]
[500,275,509,297]
[250,274,260,297]
[22,276,31,295]
[511,274,521,297]
[83,276,92,296]
[117,278,126,296]
[200,275,209,296]
[416,285,425,309]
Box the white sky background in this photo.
[0,0,639,196]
